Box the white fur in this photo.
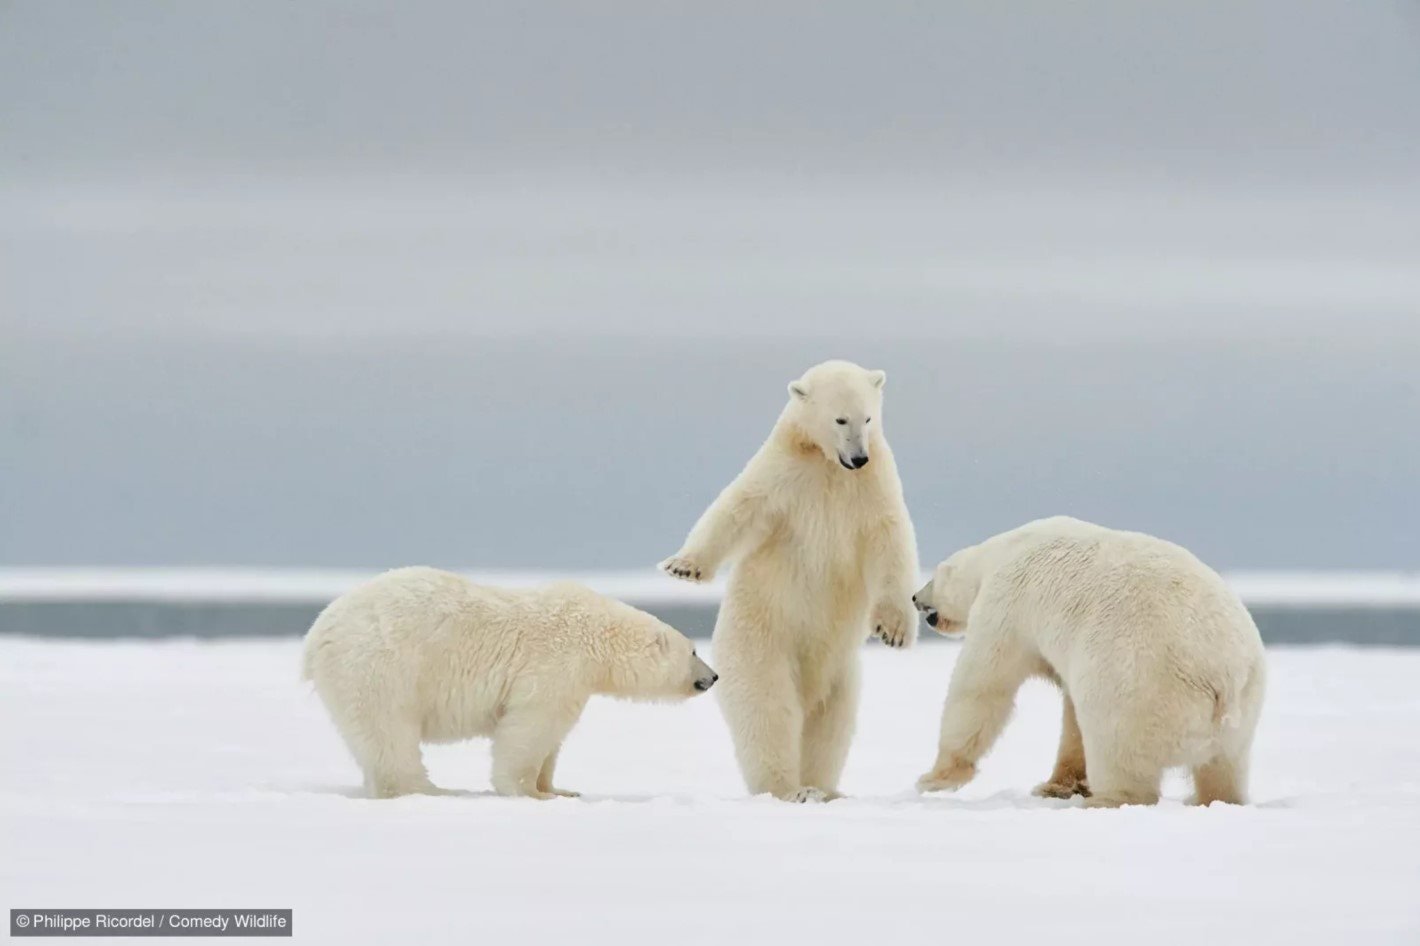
[301,568,715,799]
[913,516,1267,807]
[661,360,919,801]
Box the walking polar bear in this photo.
[661,360,919,802]
[913,516,1266,807]
[302,568,717,799]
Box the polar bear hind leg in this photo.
[343,714,437,799]
[1188,706,1257,806]
[1077,711,1165,808]
[716,655,817,801]
[1188,748,1248,807]
[1188,666,1262,806]
[310,671,437,798]
[800,667,859,798]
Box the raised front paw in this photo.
[871,599,917,649]
[659,554,712,583]
[916,758,977,794]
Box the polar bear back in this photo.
[304,568,565,681]
[970,518,1264,698]
[302,568,587,741]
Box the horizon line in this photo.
[1,567,1417,608]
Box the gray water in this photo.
[1,598,1415,646]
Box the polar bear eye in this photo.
[865,417,872,423]
[835,417,847,425]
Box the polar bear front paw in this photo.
[1032,776,1090,799]
[659,554,712,583]
[871,599,917,649]
[494,778,565,801]
[916,758,977,794]
[779,786,834,804]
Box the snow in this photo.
[3,639,1418,945]
[4,567,1419,607]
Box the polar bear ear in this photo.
[868,369,887,389]
[788,381,809,401]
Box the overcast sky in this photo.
[2,2,1416,569]
[4,1,1420,180]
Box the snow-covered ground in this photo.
[3,639,1418,944]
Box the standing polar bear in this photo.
[913,517,1266,807]
[661,360,919,802]
[302,568,717,798]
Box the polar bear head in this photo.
[912,551,982,636]
[601,600,718,700]
[631,626,718,700]
[785,360,887,471]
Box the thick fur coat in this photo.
[662,360,919,801]
[303,568,716,798]
[914,517,1266,807]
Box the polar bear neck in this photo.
[572,603,687,702]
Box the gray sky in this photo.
[4,1,1420,180]
[1,1,1417,569]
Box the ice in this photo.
[2,639,1418,944]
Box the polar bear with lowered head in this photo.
[302,567,717,798]
[913,516,1266,807]
[661,360,919,802]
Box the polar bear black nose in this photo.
[849,455,869,469]
[694,673,719,692]
[924,610,939,628]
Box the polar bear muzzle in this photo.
[834,422,871,470]
[913,582,961,635]
[691,652,719,692]
[912,583,934,618]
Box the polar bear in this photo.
[301,568,717,798]
[661,360,919,802]
[913,516,1267,808]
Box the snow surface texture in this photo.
[3,639,1418,945]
